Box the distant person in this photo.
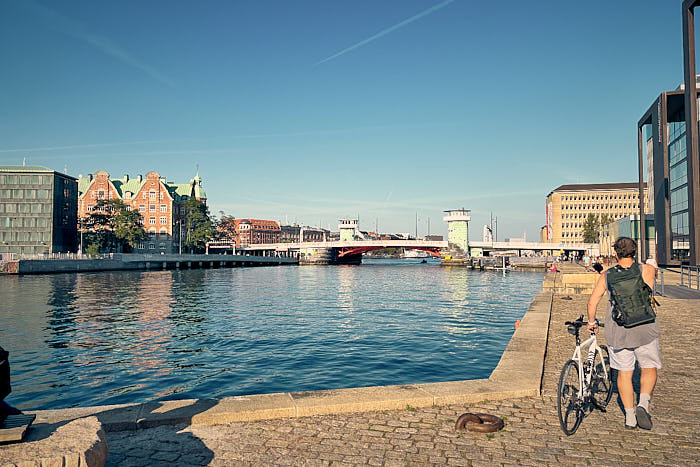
[587,237,659,431]
[583,254,591,271]
[592,258,604,274]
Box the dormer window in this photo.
[124,192,132,199]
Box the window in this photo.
[160,205,167,212]
[143,192,148,199]
[160,216,167,224]
[98,190,105,199]
[87,204,94,211]
[149,243,155,249]
[138,242,145,250]
[149,191,156,199]
[125,205,132,211]
[149,205,156,212]
[138,205,146,212]
[124,192,132,200]
[149,217,156,224]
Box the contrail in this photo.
[14,0,175,87]
[315,0,455,66]
[0,139,175,153]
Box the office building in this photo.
[638,86,698,265]
[0,166,78,255]
[544,183,648,244]
[231,219,281,247]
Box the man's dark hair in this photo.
[613,237,637,259]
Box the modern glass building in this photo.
[638,89,697,266]
[0,166,78,255]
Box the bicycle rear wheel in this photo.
[557,360,583,435]
[590,345,613,409]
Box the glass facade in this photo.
[0,168,77,255]
[667,114,690,261]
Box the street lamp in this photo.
[176,219,183,255]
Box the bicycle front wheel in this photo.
[557,360,583,435]
[590,345,613,409]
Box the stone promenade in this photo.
[104,293,700,466]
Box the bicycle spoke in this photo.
[557,360,583,435]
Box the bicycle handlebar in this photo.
[564,318,604,328]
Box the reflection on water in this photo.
[0,260,543,410]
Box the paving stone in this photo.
[97,293,699,466]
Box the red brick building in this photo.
[231,219,281,247]
[78,170,206,252]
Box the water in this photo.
[0,259,543,410]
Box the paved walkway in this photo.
[106,295,699,466]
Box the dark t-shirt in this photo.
[593,263,603,273]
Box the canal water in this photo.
[0,260,543,410]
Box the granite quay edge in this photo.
[1,253,298,275]
[0,416,107,467]
[24,291,552,431]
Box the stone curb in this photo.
[27,289,553,431]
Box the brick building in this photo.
[231,219,281,247]
[77,170,206,253]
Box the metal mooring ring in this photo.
[455,412,504,433]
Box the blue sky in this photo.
[0,0,690,239]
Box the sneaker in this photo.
[636,406,653,430]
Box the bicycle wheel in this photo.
[557,360,583,435]
[590,345,613,409]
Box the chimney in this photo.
[123,174,129,182]
[137,174,142,182]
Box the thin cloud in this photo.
[315,0,455,66]
[17,0,174,87]
[0,139,175,153]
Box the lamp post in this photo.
[177,219,183,255]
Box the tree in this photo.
[582,214,600,243]
[82,199,145,253]
[82,200,117,252]
[183,198,216,253]
[111,199,147,252]
[217,214,237,242]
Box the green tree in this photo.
[83,200,117,252]
[111,199,146,252]
[582,214,600,243]
[82,199,145,253]
[183,198,216,253]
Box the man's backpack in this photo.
[607,262,656,328]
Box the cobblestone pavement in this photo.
[106,295,700,466]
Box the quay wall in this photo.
[27,281,554,430]
[1,253,297,275]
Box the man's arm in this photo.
[641,263,656,289]
[587,272,607,332]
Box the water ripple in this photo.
[0,260,543,409]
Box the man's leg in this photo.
[616,370,637,428]
[639,367,657,398]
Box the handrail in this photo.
[680,265,700,290]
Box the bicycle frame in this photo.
[570,332,608,402]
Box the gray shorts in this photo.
[609,338,662,371]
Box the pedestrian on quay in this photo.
[586,237,660,430]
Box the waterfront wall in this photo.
[1,253,297,275]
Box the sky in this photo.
[0,0,691,240]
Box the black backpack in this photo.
[607,262,656,328]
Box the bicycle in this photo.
[557,315,614,435]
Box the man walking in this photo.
[586,237,660,430]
